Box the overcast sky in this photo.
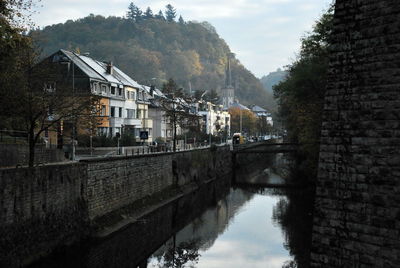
[32,0,333,78]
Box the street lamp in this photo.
[240,108,242,134]
[209,108,212,146]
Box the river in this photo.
[30,160,314,268]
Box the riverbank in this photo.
[0,146,232,267]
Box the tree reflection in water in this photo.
[154,239,201,268]
[272,188,315,268]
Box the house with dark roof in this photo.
[42,49,154,142]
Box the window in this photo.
[119,107,122,117]
[135,128,140,137]
[118,88,123,96]
[149,128,152,137]
[101,85,107,94]
[111,86,116,95]
[127,90,136,100]
[127,109,136,118]
[110,106,115,117]
[98,127,108,135]
[101,105,107,116]
[137,109,142,119]
[127,91,131,100]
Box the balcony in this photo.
[109,117,124,127]
[124,118,141,126]
[141,118,153,129]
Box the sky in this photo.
[32,0,333,78]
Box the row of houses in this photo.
[42,49,231,145]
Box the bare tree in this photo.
[2,47,100,166]
[159,79,199,151]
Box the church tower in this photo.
[221,53,235,110]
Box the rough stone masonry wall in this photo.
[85,146,232,220]
[311,1,400,267]
[0,146,232,266]
[0,144,65,168]
[0,164,89,267]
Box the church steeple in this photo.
[222,52,235,110]
[225,53,234,88]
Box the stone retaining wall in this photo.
[0,144,65,167]
[0,146,232,267]
[311,1,400,267]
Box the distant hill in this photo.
[260,68,287,94]
[32,12,274,108]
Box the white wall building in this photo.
[197,102,230,136]
[251,105,273,126]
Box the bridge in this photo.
[231,141,301,188]
[232,142,299,154]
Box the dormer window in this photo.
[111,86,116,95]
[101,85,107,93]
[127,90,136,100]
[92,82,100,93]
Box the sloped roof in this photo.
[112,66,142,88]
[60,49,105,81]
[78,55,121,85]
[58,50,165,97]
[252,105,267,112]
[141,85,165,97]
[230,102,250,110]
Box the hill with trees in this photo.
[260,68,287,94]
[31,3,274,109]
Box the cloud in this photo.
[198,240,290,268]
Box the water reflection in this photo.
[272,188,315,268]
[148,188,294,268]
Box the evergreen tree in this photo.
[155,10,165,20]
[205,89,219,103]
[127,2,136,20]
[162,78,180,96]
[126,2,142,22]
[144,7,153,19]
[135,6,143,22]
[165,4,177,22]
[178,15,185,25]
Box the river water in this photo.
[148,188,295,268]
[30,162,314,268]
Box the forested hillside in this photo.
[260,68,287,94]
[32,4,274,108]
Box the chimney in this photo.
[106,61,113,75]
[150,85,155,97]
